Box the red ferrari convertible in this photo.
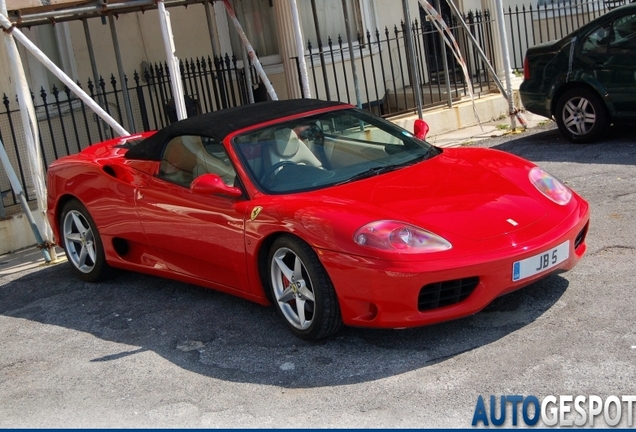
[47,99,590,339]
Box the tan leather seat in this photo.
[181,135,236,186]
[269,128,322,168]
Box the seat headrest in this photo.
[273,128,300,157]
[181,135,204,154]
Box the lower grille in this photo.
[574,223,588,250]
[418,277,480,311]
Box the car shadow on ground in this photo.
[484,123,636,165]
[1,262,568,388]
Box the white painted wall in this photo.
[0,211,46,255]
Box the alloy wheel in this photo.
[270,247,316,330]
[562,96,597,136]
[63,209,97,274]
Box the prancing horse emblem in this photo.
[251,206,263,221]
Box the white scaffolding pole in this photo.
[157,0,188,120]
[1,1,130,259]
[290,0,310,98]
[1,0,53,260]
[222,0,278,101]
[0,13,130,136]
[494,0,516,130]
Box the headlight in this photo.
[353,221,451,253]
[529,167,572,205]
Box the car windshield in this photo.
[232,108,440,194]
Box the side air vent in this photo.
[574,222,588,250]
[103,165,117,178]
[418,277,480,311]
[112,237,129,257]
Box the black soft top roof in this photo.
[125,99,347,161]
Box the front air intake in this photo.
[418,277,479,311]
[574,223,588,250]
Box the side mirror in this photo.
[414,119,429,140]
[191,174,242,198]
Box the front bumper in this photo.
[319,204,589,329]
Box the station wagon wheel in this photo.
[267,235,343,340]
[60,199,109,282]
[555,87,608,143]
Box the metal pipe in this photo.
[402,0,423,119]
[109,14,136,131]
[341,0,361,108]
[494,0,516,129]
[221,0,278,101]
[157,0,188,120]
[441,0,507,97]
[242,47,254,104]
[11,0,213,27]
[13,0,151,23]
[435,0,452,107]
[0,13,129,136]
[290,0,310,98]
[0,186,5,219]
[1,0,51,252]
[237,0,254,104]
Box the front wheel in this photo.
[267,235,343,340]
[60,199,109,282]
[555,87,608,143]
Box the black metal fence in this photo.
[0,0,617,215]
[300,10,498,116]
[300,0,614,115]
[0,54,253,214]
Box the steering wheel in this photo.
[262,161,296,187]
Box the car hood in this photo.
[309,148,548,242]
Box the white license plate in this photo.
[512,240,570,282]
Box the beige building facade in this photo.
[0,0,513,104]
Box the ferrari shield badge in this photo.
[250,206,263,221]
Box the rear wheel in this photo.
[267,235,343,340]
[60,199,109,282]
[555,87,608,143]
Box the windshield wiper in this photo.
[336,147,439,186]
[409,146,438,163]
[336,164,404,185]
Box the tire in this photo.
[555,87,609,143]
[267,235,343,340]
[60,199,109,282]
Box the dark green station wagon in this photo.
[520,3,636,143]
